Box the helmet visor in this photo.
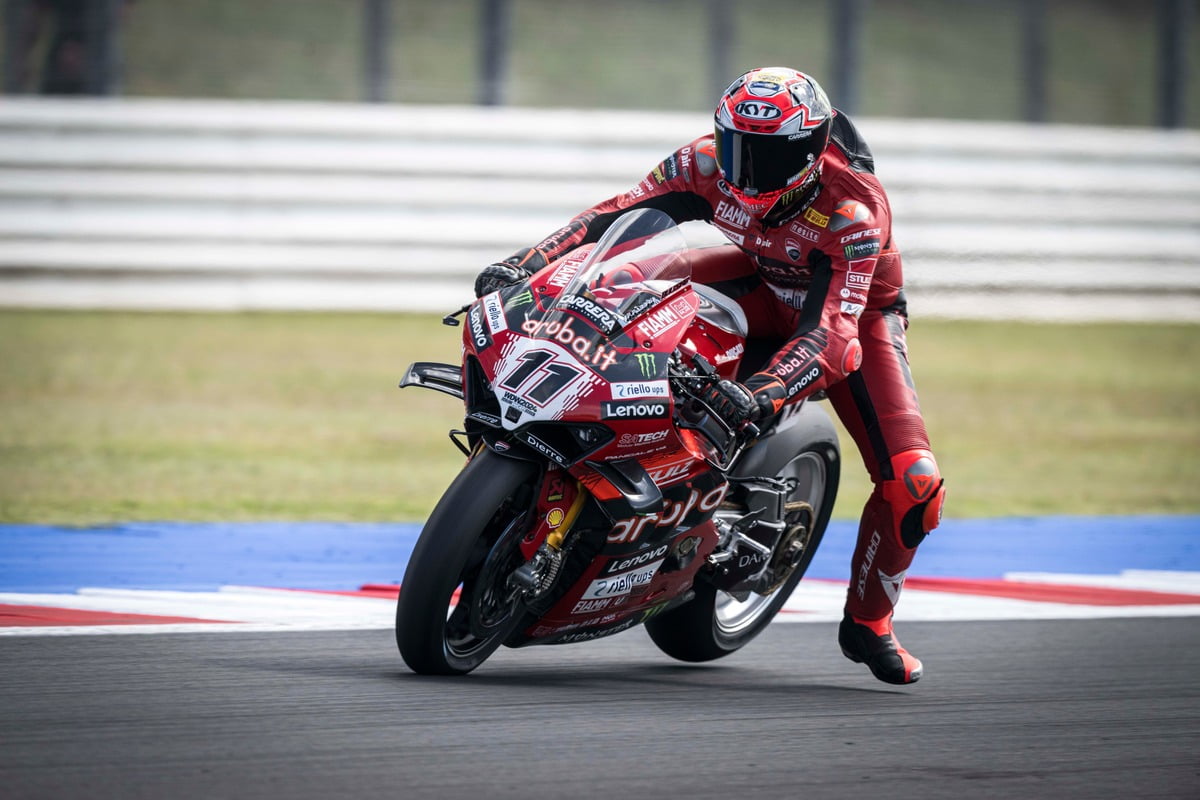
[715,125,822,195]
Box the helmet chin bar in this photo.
[731,166,822,226]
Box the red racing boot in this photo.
[838,612,923,685]
[839,453,943,685]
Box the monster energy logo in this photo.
[634,353,657,378]
[510,289,534,308]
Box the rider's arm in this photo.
[496,138,717,276]
[751,193,893,405]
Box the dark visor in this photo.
[715,125,821,194]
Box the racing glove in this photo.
[700,379,757,427]
[701,373,789,427]
[473,263,530,298]
[473,247,549,298]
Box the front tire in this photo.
[396,449,538,675]
[645,437,839,662]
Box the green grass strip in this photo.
[1,310,1196,524]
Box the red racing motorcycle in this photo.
[397,209,840,675]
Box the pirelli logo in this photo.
[804,207,830,228]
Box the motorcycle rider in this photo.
[473,67,945,685]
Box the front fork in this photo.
[509,469,588,598]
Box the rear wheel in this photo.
[645,439,839,662]
[396,449,538,675]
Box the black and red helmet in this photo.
[714,67,833,219]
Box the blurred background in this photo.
[0,0,1197,525]
[1,0,1198,317]
[3,0,1198,124]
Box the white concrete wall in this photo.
[1,97,1198,321]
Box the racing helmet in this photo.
[714,67,833,219]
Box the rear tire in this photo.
[645,437,839,662]
[396,449,538,675]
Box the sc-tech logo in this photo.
[619,430,670,447]
[600,401,669,420]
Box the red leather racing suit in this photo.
[501,111,945,624]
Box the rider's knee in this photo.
[879,448,945,549]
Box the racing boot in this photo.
[840,450,943,685]
[838,612,923,685]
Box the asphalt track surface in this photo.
[3,618,1198,800]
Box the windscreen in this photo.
[537,209,692,340]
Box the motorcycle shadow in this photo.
[392,652,908,697]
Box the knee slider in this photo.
[881,449,944,549]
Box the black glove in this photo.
[474,263,529,298]
[700,379,758,428]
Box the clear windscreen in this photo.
[539,209,692,339]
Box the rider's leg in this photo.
[826,302,945,685]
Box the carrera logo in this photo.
[601,401,668,419]
[715,200,751,229]
[559,294,619,334]
[734,101,782,120]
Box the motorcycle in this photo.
[396,208,840,675]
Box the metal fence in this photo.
[2,97,1198,320]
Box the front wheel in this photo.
[396,449,539,675]
[645,438,839,662]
